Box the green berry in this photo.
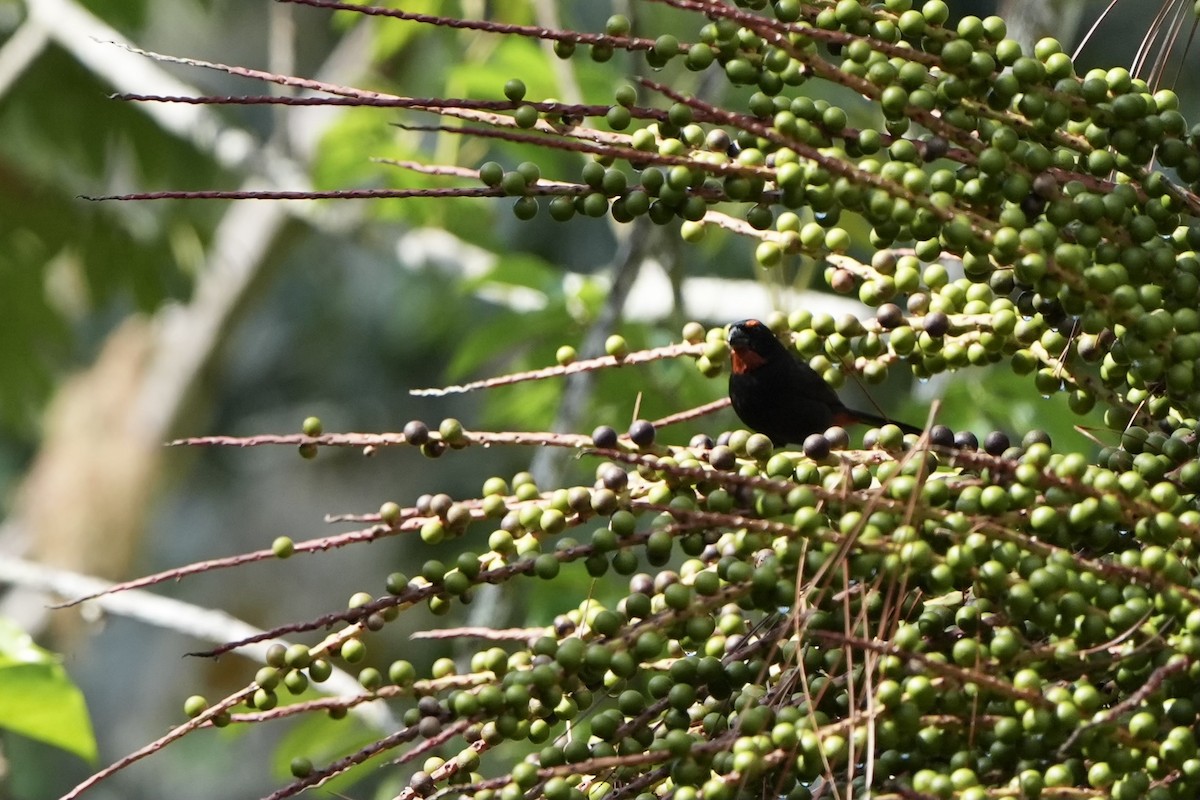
[340,639,366,663]
[272,536,294,558]
[309,659,332,683]
[284,644,312,669]
[439,418,466,445]
[503,79,526,102]
[183,695,209,718]
[605,15,630,35]
[358,667,383,691]
[513,104,539,128]
[478,161,504,187]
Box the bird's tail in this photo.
[839,408,924,437]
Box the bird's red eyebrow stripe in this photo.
[730,347,765,374]
[831,410,859,427]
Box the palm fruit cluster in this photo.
[195,400,1200,800]
[76,1,1200,799]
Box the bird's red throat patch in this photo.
[730,346,766,374]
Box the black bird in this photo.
[727,318,922,444]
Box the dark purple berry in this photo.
[600,464,629,491]
[924,311,950,338]
[404,420,430,445]
[923,135,949,161]
[628,420,656,447]
[984,430,1010,456]
[823,427,850,450]
[708,445,737,471]
[876,303,904,329]
[592,425,619,449]
[929,425,955,448]
[803,434,831,460]
[954,431,979,450]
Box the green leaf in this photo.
[463,251,560,295]
[446,308,552,381]
[365,0,444,60]
[0,619,97,763]
[448,36,550,103]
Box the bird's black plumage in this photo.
[727,319,921,444]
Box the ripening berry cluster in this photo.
[178,399,1200,800]
[133,2,1200,799]
[471,0,1200,437]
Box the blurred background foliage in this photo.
[0,0,1196,797]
